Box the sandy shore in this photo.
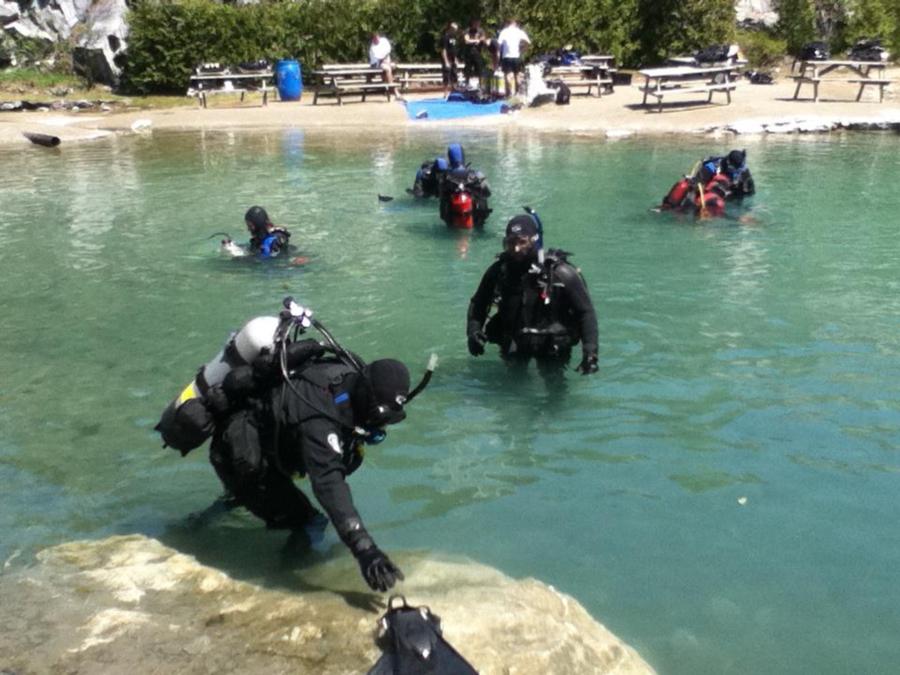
[1,70,898,146]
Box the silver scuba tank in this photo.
[155,316,280,453]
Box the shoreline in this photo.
[1,73,898,146]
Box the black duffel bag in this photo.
[848,38,887,62]
[800,41,830,61]
[695,44,731,64]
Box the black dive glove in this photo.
[356,545,404,592]
[576,352,599,375]
[467,330,487,356]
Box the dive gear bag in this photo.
[848,38,888,62]
[800,42,830,61]
[694,44,731,64]
[367,595,478,675]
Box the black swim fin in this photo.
[366,595,478,675]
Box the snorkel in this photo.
[523,206,545,265]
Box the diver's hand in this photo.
[356,545,404,592]
[576,352,599,375]
[467,330,487,356]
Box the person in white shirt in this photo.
[496,19,531,96]
[368,32,398,96]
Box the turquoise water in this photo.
[1,127,899,674]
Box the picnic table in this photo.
[395,63,445,91]
[545,55,616,97]
[667,55,748,68]
[638,64,740,112]
[188,70,275,108]
[312,66,397,104]
[792,60,891,102]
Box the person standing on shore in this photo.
[440,21,460,95]
[462,19,487,88]
[496,18,531,97]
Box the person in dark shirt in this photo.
[467,213,599,374]
[440,21,460,95]
[462,19,487,86]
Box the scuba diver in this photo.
[155,298,437,593]
[719,149,755,198]
[220,206,292,258]
[660,149,755,218]
[410,156,449,199]
[437,143,492,229]
[466,210,599,374]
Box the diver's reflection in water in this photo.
[456,230,471,258]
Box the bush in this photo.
[843,0,899,58]
[736,27,787,68]
[774,0,817,55]
[121,0,744,94]
[632,0,736,67]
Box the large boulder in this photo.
[71,0,128,85]
[0,535,656,675]
[1,0,127,85]
[735,0,778,27]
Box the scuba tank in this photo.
[449,188,474,228]
[663,178,693,210]
[155,316,280,455]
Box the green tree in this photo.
[844,0,899,55]
[775,0,817,55]
[633,0,735,66]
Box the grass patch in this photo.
[0,67,83,89]
[0,68,197,109]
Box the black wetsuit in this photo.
[463,28,486,80]
[440,30,459,86]
[208,357,377,555]
[467,250,599,361]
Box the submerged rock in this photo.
[0,535,655,674]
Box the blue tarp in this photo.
[404,98,508,120]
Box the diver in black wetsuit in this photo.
[466,214,599,374]
[719,149,755,198]
[244,205,292,258]
[205,344,411,592]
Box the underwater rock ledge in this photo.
[0,534,655,674]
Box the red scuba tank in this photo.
[663,178,692,210]
[449,190,474,228]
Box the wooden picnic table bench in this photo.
[395,62,445,91]
[188,70,275,108]
[792,60,891,102]
[638,64,740,112]
[544,63,615,97]
[312,66,397,104]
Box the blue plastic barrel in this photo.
[275,59,302,101]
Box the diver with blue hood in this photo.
[155,298,437,592]
[437,143,492,228]
[466,209,598,373]
[411,155,449,198]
